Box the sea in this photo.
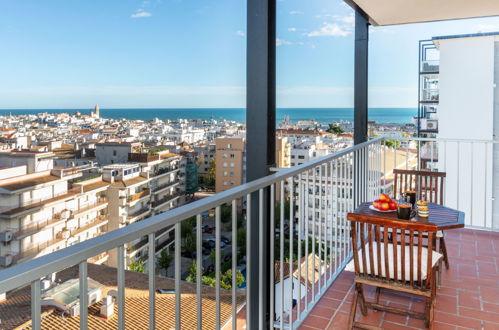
[0,108,416,125]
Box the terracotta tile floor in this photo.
[299,228,499,330]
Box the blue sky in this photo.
[1,0,498,109]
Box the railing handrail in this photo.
[394,137,499,144]
[0,137,381,294]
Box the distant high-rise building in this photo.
[94,104,100,118]
[215,136,246,193]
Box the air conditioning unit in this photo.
[0,231,13,243]
[70,303,80,317]
[41,279,52,291]
[89,290,102,306]
[0,254,13,267]
[427,121,437,129]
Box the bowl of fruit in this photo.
[370,193,397,212]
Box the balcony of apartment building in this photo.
[125,205,151,225]
[151,178,181,195]
[420,88,439,103]
[1,1,499,330]
[72,197,108,217]
[0,187,81,218]
[127,188,150,204]
[420,60,439,74]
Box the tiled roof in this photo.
[2,263,245,330]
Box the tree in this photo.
[208,158,216,178]
[181,216,196,239]
[158,249,173,272]
[129,259,146,273]
[182,232,197,257]
[209,249,226,267]
[326,124,345,135]
[220,269,245,290]
[384,139,401,148]
[186,260,200,283]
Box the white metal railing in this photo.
[380,137,499,231]
[0,137,383,330]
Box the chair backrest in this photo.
[347,214,438,291]
[393,169,446,205]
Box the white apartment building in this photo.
[290,140,330,167]
[165,128,205,144]
[0,151,109,268]
[104,150,185,269]
[425,32,499,227]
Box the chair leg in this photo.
[375,287,382,304]
[440,236,449,270]
[437,261,442,287]
[356,283,368,316]
[348,286,359,329]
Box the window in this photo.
[230,172,234,177]
[224,171,228,177]
[291,155,295,159]
[223,162,228,167]
[230,163,235,168]
[223,153,228,158]
[227,144,232,148]
[113,150,117,156]
[230,154,235,158]
[124,169,130,175]
[298,155,305,159]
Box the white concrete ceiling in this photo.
[345,0,499,26]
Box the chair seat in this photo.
[345,241,442,281]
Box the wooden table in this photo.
[351,202,465,230]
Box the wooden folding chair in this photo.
[345,214,442,329]
[393,169,449,273]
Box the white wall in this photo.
[437,36,497,227]
[438,36,495,140]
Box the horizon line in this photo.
[0,106,417,110]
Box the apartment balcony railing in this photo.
[72,198,108,216]
[13,236,66,263]
[0,187,81,217]
[421,88,439,102]
[127,189,150,202]
[70,216,108,237]
[151,179,180,193]
[151,193,180,208]
[127,207,151,220]
[1,137,497,329]
[420,60,439,73]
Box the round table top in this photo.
[352,202,465,230]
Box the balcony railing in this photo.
[0,187,81,217]
[1,137,497,329]
[151,193,180,208]
[151,179,180,193]
[420,60,439,73]
[127,189,150,202]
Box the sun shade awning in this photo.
[344,0,499,26]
